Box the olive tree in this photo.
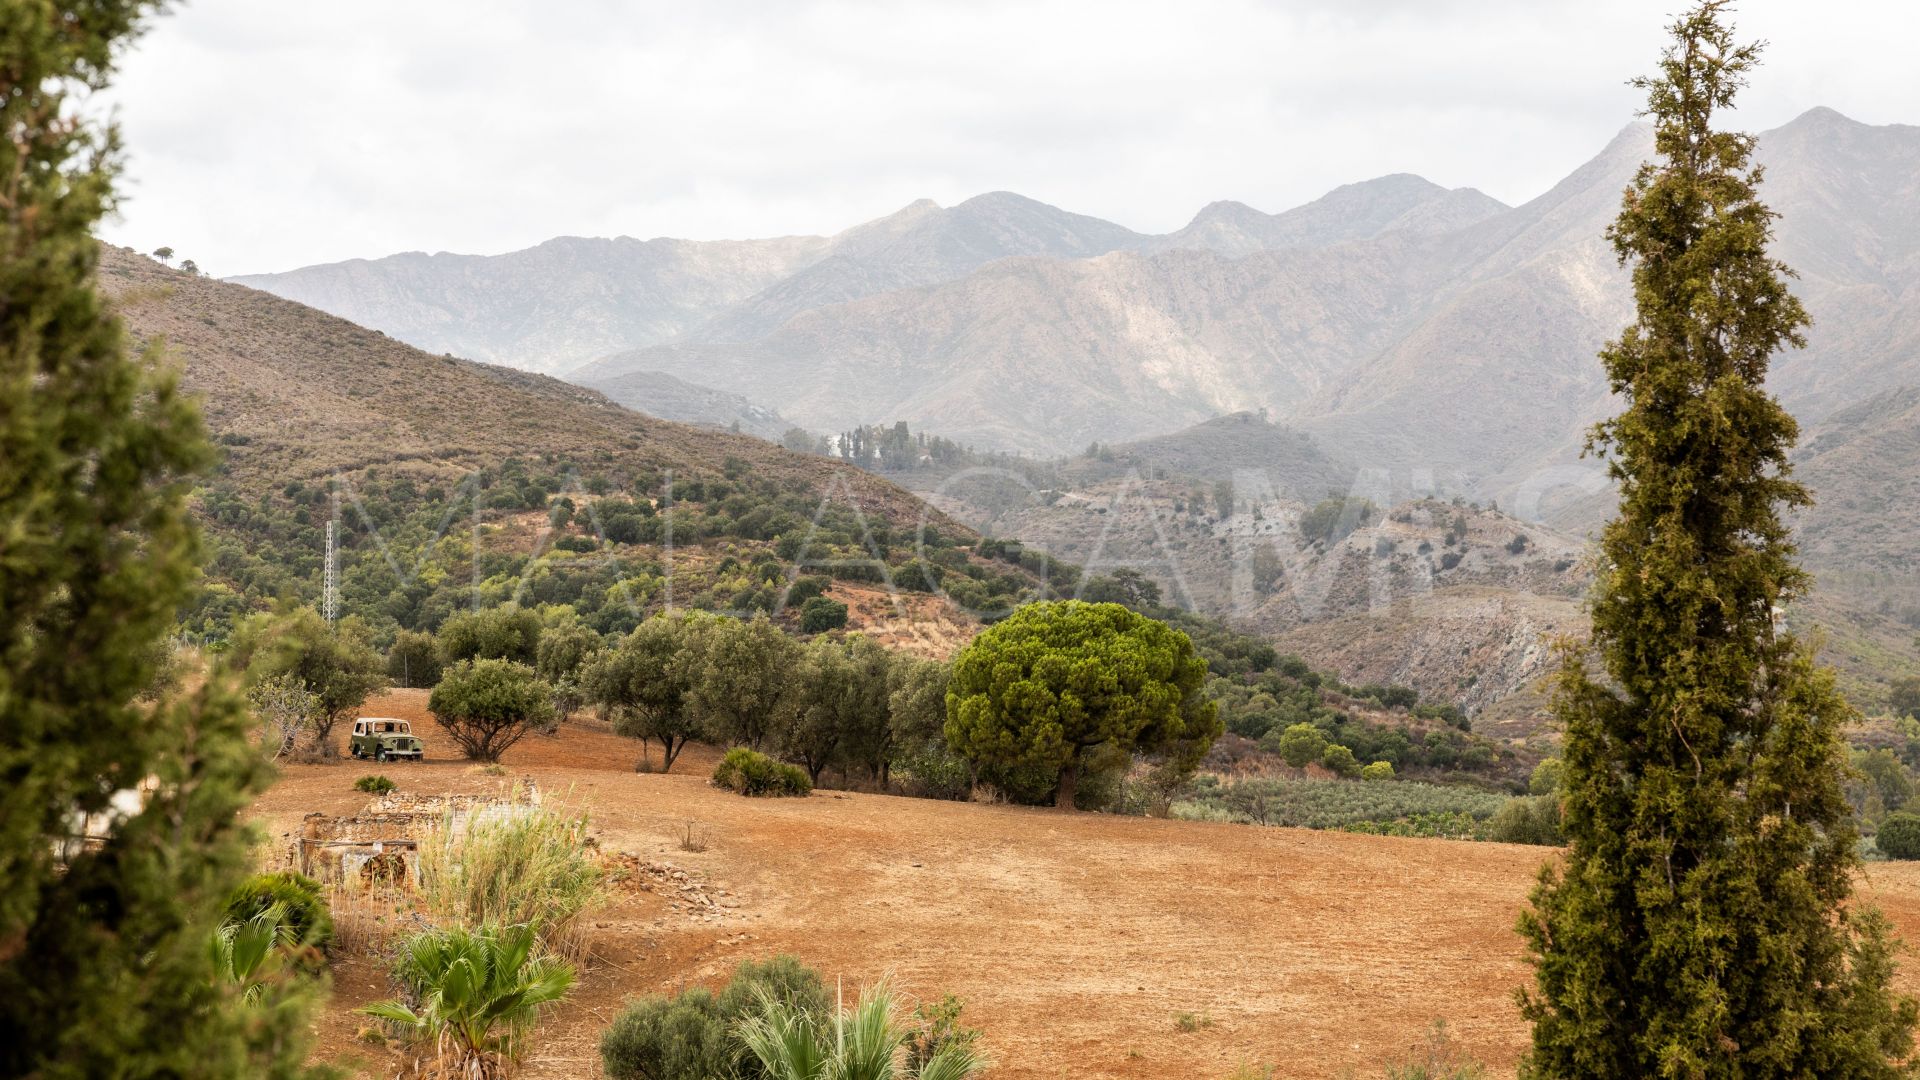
[687,615,798,751]
[232,607,387,752]
[945,601,1220,809]
[428,659,555,762]
[587,612,716,772]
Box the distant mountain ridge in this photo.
[229,175,1498,374]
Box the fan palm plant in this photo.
[363,922,574,1080]
[734,981,985,1080]
[209,902,297,1004]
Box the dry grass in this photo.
[413,795,604,961]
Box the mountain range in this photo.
[223,107,1920,714]
[233,109,1918,500]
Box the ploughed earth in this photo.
[255,690,1920,1079]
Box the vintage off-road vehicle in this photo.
[349,717,424,761]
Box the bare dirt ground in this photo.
[258,690,1920,1079]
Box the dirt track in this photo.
[257,690,1920,1079]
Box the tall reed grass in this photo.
[415,797,602,960]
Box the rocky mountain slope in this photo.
[577,109,1919,489]
[587,370,793,441]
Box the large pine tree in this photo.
[0,3,316,1074]
[1518,4,1918,1077]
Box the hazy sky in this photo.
[98,0,1920,275]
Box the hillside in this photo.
[103,246,942,517]
[98,246,1034,641]
[587,369,793,441]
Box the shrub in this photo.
[736,979,985,1080]
[226,871,333,955]
[785,575,831,605]
[799,595,849,633]
[1528,757,1564,796]
[599,989,732,1080]
[1487,795,1563,846]
[905,994,982,1075]
[1321,743,1362,778]
[715,954,832,1023]
[415,800,602,956]
[363,923,573,1078]
[712,747,812,797]
[1385,1020,1485,1080]
[1877,812,1920,860]
[1175,1009,1214,1032]
[1361,760,1396,781]
[354,774,396,795]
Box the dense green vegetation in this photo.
[1517,5,1918,1074]
[186,455,1044,644]
[0,4,322,1074]
[713,748,814,797]
[600,954,984,1080]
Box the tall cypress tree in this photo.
[1518,4,1918,1077]
[0,4,317,1074]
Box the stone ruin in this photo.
[291,781,542,888]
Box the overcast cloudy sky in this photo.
[97,0,1920,276]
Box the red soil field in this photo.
[255,690,1920,1079]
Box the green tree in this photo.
[945,601,1220,809]
[1320,743,1361,778]
[1892,677,1920,720]
[438,604,543,666]
[429,659,556,762]
[387,628,444,689]
[1361,760,1395,782]
[535,620,601,684]
[689,615,799,750]
[888,655,952,751]
[1516,6,1918,1075]
[151,243,174,264]
[782,634,894,785]
[800,594,850,633]
[1271,722,1329,769]
[1078,569,1162,610]
[587,612,715,772]
[232,606,387,751]
[1527,757,1565,797]
[0,4,319,1073]
[1878,813,1920,861]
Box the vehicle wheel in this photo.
[375,747,387,763]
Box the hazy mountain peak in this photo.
[1154,172,1491,256]
[1784,104,1862,130]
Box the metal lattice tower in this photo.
[323,492,339,623]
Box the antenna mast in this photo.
[323,490,339,624]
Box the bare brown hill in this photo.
[98,245,950,531]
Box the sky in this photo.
[97,0,1920,276]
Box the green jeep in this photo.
[349,717,424,762]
